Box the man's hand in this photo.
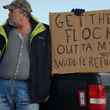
[71,8,85,16]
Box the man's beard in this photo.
[8,18,19,28]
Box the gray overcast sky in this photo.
[0,0,110,24]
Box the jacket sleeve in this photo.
[0,39,2,57]
[30,24,52,103]
[0,35,6,60]
[0,25,7,60]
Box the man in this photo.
[0,0,51,110]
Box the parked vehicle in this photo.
[45,73,110,110]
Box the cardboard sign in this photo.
[50,10,110,74]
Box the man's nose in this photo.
[8,12,12,17]
[8,12,10,17]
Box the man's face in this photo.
[8,8,24,27]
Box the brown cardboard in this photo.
[49,10,110,74]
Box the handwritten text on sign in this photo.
[50,10,110,74]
